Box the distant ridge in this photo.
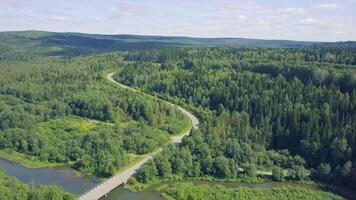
[1,30,355,58]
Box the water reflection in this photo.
[0,159,98,195]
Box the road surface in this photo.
[77,72,199,200]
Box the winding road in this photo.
[77,72,199,200]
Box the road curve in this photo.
[107,72,199,144]
[77,72,199,200]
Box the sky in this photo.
[0,0,355,41]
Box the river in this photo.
[0,159,98,195]
[0,158,163,199]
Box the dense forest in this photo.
[0,53,190,178]
[115,47,356,191]
[0,31,355,199]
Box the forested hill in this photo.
[1,30,355,60]
[117,47,356,193]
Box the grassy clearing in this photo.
[37,115,110,137]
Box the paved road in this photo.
[77,72,199,200]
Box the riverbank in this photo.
[103,179,355,200]
[124,174,269,192]
[0,150,65,169]
[158,182,344,200]
[123,172,356,199]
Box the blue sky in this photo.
[1,0,355,41]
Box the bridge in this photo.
[77,72,199,200]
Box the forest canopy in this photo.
[116,47,356,190]
[0,53,190,178]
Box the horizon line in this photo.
[2,29,356,43]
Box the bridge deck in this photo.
[77,155,152,200]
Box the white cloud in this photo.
[238,15,246,20]
[297,18,344,30]
[282,7,305,15]
[298,18,322,25]
[268,14,288,22]
[0,0,354,41]
[242,19,271,28]
[112,9,136,17]
[110,3,145,18]
[222,2,264,11]
[311,3,338,9]
[48,15,68,21]
[266,8,305,24]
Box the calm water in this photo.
[0,159,99,195]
